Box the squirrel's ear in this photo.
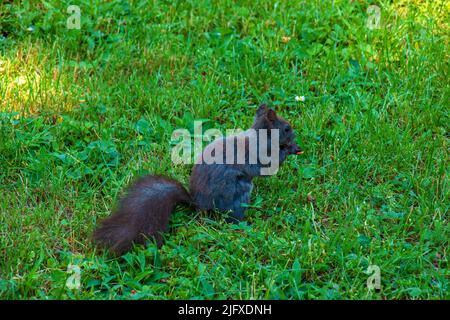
[267,108,277,122]
[256,103,269,117]
[253,103,277,128]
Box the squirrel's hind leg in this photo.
[225,177,253,223]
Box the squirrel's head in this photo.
[252,103,303,155]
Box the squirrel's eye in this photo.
[284,126,291,132]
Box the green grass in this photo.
[0,0,448,299]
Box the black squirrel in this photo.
[93,104,302,254]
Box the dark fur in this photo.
[93,176,190,254]
[93,104,301,254]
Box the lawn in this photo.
[0,0,448,299]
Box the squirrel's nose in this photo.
[290,143,303,155]
[295,146,304,155]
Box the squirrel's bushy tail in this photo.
[93,175,191,255]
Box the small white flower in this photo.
[27,26,34,32]
[14,76,27,86]
[295,95,305,102]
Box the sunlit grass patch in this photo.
[0,40,87,115]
